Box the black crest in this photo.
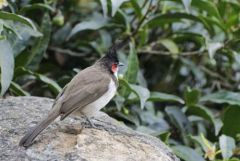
[105,43,118,62]
[105,37,131,61]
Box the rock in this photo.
[0,96,179,161]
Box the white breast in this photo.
[81,79,117,117]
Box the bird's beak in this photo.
[118,62,125,67]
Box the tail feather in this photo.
[19,112,59,147]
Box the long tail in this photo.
[19,111,59,147]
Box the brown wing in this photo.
[57,67,110,120]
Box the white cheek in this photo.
[114,67,118,78]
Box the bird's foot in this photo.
[80,117,116,135]
[86,117,98,128]
[80,116,97,129]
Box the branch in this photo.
[112,0,154,50]
[130,0,148,26]
[200,66,236,89]
[138,49,203,56]
[131,0,153,37]
[48,46,85,57]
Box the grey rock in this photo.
[0,96,179,161]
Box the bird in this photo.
[19,41,127,147]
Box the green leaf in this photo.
[68,15,107,39]
[2,22,23,40]
[145,13,214,35]
[200,90,240,106]
[0,40,14,96]
[228,158,240,161]
[158,39,179,54]
[114,111,140,126]
[173,32,205,47]
[222,105,240,138]
[186,105,223,135]
[189,135,209,152]
[15,51,32,67]
[130,84,150,109]
[35,74,62,95]
[203,16,226,33]
[119,78,150,109]
[138,26,148,47]
[165,106,192,133]
[4,22,42,57]
[207,42,223,61]
[0,11,37,30]
[181,0,192,13]
[28,13,51,70]
[0,20,3,32]
[190,134,220,160]
[180,58,206,86]
[184,87,201,106]
[16,67,62,95]
[52,23,71,45]
[113,95,125,111]
[111,0,128,17]
[191,0,222,21]
[130,0,142,18]
[165,106,192,144]
[168,0,222,21]
[125,42,139,84]
[19,3,55,13]
[0,22,4,40]
[148,92,185,104]
[115,9,130,31]
[219,134,236,159]
[10,81,30,96]
[136,127,170,143]
[99,0,108,18]
[158,131,171,144]
[172,145,205,161]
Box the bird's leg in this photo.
[85,116,97,128]
[80,114,98,129]
[83,116,115,134]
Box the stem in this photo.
[131,0,153,37]
[48,46,85,57]
[130,0,148,26]
[112,0,153,50]
[138,49,203,56]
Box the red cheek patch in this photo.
[111,64,118,73]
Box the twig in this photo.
[131,0,153,37]
[21,80,36,89]
[48,46,85,57]
[130,0,148,26]
[112,0,154,50]
[199,66,235,89]
[200,66,227,82]
[138,49,203,56]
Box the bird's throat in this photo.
[114,71,118,79]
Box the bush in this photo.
[0,0,240,160]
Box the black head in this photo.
[100,45,120,74]
[98,38,129,73]
[105,37,130,62]
[106,44,119,63]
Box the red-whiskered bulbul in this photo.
[19,41,128,147]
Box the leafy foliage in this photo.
[1,0,240,160]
